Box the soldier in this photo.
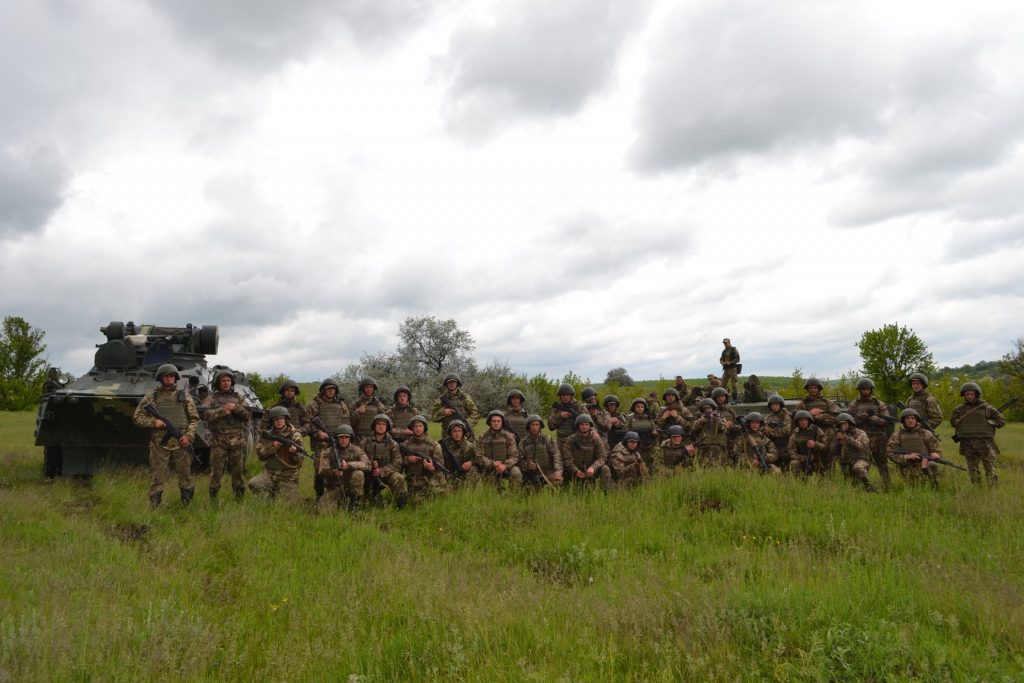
[673,375,689,399]
[762,395,793,471]
[707,374,722,390]
[646,391,661,414]
[887,408,943,489]
[787,410,828,476]
[732,412,779,473]
[200,369,251,502]
[603,394,628,448]
[473,410,522,489]
[133,363,199,508]
[831,413,875,491]
[504,389,531,441]
[711,387,742,461]
[720,338,741,399]
[431,373,480,439]
[658,425,695,473]
[360,414,409,508]
[261,379,306,432]
[351,377,387,440]
[657,388,692,434]
[548,383,583,451]
[562,414,611,489]
[317,424,370,513]
[386,385,419,444]
[687,385,706,407]
[580,387,612,442]
[306,378,351,500]
[249,406,306,502]
[950,382,1006,486]
[401,415,447,498]
[797,378,837,471]
[625,398,659,473]
[690,398,730,467]
[906,373,943,433]
[608,432,651,487]
[441,419,477,484]
[742,375,767,402]
[846,379,892,490]
[518,414,563,488]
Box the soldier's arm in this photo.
[317,450,335,478]
[987,405,1007,429]
[378,442,401,477]
[608,447,626,478]
[548,437,563,474]
[886,434,909,463]
[348,448,371,472]
[547,406,563,430]
[924,432,942,455]
[183,396,200,438]
[504,434,519,468]
[786,433,799,459]
[430,398,446,422]
[927,397,944,429]
[463,395,480,423]
[591,434,609,469]
[472,438,491,469]
[132,394,157,428]
[949,404,964,428]
[764,441,778,463]
[560,440,577,475]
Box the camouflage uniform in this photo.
[690,408,730,467]
[360,432,408,501]
[503,396,531,441]
[562,430,611,489]
[249,423,305,501]
[951,399,1005,485]
[887,424,942,488]
[762,406,793,471]
[906,390,943,433]
[133,386,199,502]
[316,441,370,513]
[306,392,351,498]
[604,406,628,449]
[548,399,584,451]
[431,388,480,439]
[656,395,692,434]
[261,397,306,433]
[830,426,874,490]
[732,430,780,474]
[401,434,447,497]
[625,409,659,473]
[657,434,695,472]
[796,394,837,470]
[518,430,562,488]
[386,391,419,444]
[608,442,651,486]
[201,388,251,499]
[440,434,477,485]
[720,343,740,396]
[787,424,828,475]
[350,395,388,440]
[584,403,613,441]
[473,428,522,489]
[847,396,892,488]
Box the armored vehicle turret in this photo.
[34,321,263,476]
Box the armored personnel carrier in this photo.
[35,321,263,477]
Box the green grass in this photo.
[2,410,1024,681]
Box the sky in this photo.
[2,0,1022,383]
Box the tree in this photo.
[397,316,475,375]
[1000,338,1024,384]
[605,367,634,386]
[856,323,936,402]
[0,316,48,410]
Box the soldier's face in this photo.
[160,374,177,387]
[625,439,638,450]
[859,388,872,398]
[362,385,374,396]
[218,376,233,391]
[489,416,503,430]
[337,435,351,447]
[770,403,781,412]
[283,388,297,399]
[797,418,810,429]
[675,377,683,383]
[807,386,820,396]
[839,422,850,432]
[559,394,573,403]
[396,392,409,405]
[606,403,618,413]
[911,380,924,392]
[324,386,337,399]
[374,421,388,434]
[903,416,918,428]
[578,423,591,434]
[749,421,762,432]
[450,426,463,441]
[528,422,541,435]
[964,390,978,402]
[509,397,521,408]
[273,417,287,429]
[446,380,458,391]
[634,404,645,414]
[670,435,682,445]
[411,422,425,436]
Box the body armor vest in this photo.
[363,436,395,464]
[848,397,887,433]
[957,404,995,438]
[906,393,934,426]
[520,435,553,469]
[207,391,244,433]
[390,404,417,431]
[700,414,728,447]
[629,414,657,448]
[154,390,188,436]
[567,436,598,468]
[481,432,510,461]
[552,401,582,437]
[896,428,928,456]
[317,399,348,430]
[273,399,305,426]
[662,443,689,467]
[792,427,820,456]
[504,409,529,438]
[354,399,383,436]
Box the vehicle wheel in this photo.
[104,321,124,340]
[198,325,219,355]
[43,446,63,478]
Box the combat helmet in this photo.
[441,373,461,387]
[580,386,598,402]
[663,388,681,401]
[486,409,506,426]
[699,398,716,410]
[623,431,640,443]
[278,379,300,395]
[603,394,620,408]
[574,413,594,427]
[959,382,982,397]
[408,415,429,430]
[711,387,729,401]
[506,389,526,404]
[371,413,393,429]
[267,406,291,421]
[899,408,921,423]
[213,369,236,387]
[331,424,355,438]
[745,411,764,424]
[793,409,813,423]
[630,397,649,412]
[667,425,685,437]
[155,363,180,381]
[767,394,785,407]
[557,383,575,397]
[393,385,412,403]
[835,412,854,426]
[319,377,339,393]
[804,377,823,390]
[908,373,929,388]
[856,378,875,391]
[358,377,379,391]
[447,419,467,434]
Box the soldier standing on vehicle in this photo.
[720,338,741,399]
[548,383,583,452]
[431,374,480,439]
[387,385,419,444]
[847,379,892,490]
[351,377,387,440]
[831,413,875,491]
[473,410,522,489]
[950,382,1006,486]
[609,432,650,487]
[360,414,408,508]
[402,415,448,498]
[562,414,611,489]
[762,395,793,471]
[906,373,944,433]
[249,406,305,502]
[133,364,199,508]
[519,414,563,488]
[201,369,251,502]
[306,378,351,500]
[317,425,370,513]
[887,408,943,489]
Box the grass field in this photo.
[2,410,1024,681]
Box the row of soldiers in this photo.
[133,365,1007,508]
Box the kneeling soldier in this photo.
[658,425,694,472]
[609,432,651,486]
[787,410,828,476]
[733,412,779,473]
[360,414,409,508]
[306,377,351,500]
[887,409,942,489]
[518,414,563,488]
[442,419,478,485]
[474,410,522,489]
[133,363,199,508]
[950,382,1006,486]
[249,406,305,502]
[691,398,730,468]
[831,413,875,491]
[562,414,611,489]
[318,425,370,513]
[402,416,447,497]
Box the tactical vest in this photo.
[606,412,626,447]
[265,427,300,470]
[207,391,244,433]
[552,401,582,437]
[363,436,395,464]
[567,435,599,468]
[354,399,383,437]
[317,399,348,430]
[153,389,188,438]
[848,397,887,433]
[441,392,470,425]
[791,427,820,456]
[629,414,657,448]
[402,437,435,478]
[906,393,934,426]
[338,445,364,464]
[481,432,510,461]
[520,435,553,469]
[700,415,728,447]
[273,399,305,426]
[659,403,684,429]
[504,409,529,439]
[662,442,688,467]
[390,404,417,432]
[956,403,995,438]
[896,428,928,457]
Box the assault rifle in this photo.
[952,396,1019,443]
[399,443,451,474]
[863,408,898,424]
[144,402,199,464]
[737,416,769,472]
[891,449,967,472]
[439,439,464,477]
[440,395,475,439]
[552,401,581,421]
[260,431,317,464]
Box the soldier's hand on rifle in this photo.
[317,431,329,442]
[461,460,473,472]
[224,402,236,411]
[288,445,297,453]
[423,458,435,473]
[494,461,507,474]
[339,460,349,470]
[405,455,419,465]
[154,419,166,429]
[443,408,454,417]
[807,439,816,449]
[179,436,191,447]
[585,466,595,479]
[904,451,921,462]
[553,472,563,482]
[357,405,366,414]
[527,461,538,470]
[610,416,621,426]
[560,410,571,419]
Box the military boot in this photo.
[149,492,162,509]
[209,487,219,501]
[396,494,408,510]
[181,487,195,507]
[233,486,245,501]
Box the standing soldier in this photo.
[317,425,370,513]
[787,410,828,476]
[608,432,651,487]
[887,408,943,489]
[950,382,1006,486]
[431,373,480,439]
[548,383,583,452]
[261,379,306,431]
[711,387,741,462]
[732,412,779,473]
[249,406,306,502]
[306,378,351,500]
[657,388,692,434]
[797,378,837,471]
[719,338,741,399]
[603,395,628,448]
[401,415,448,498]
[906,373,943,433]
[625,398,660,473]
[200,369,251,502]
[673,375,689,399]
[562,414,611,489]
[441,420,477,484]
[351,377,387,440]
[658,425,695,473]
[831,413,875,491]
[473,410,522,489]
[690,398,730,467]
[847,379,892,490]
[387,385,419,444]
[762,395,793,471]
[581,387,612,441]
[646,391,662,414]
[504,390,531,441]
[360,414,409,508]
[518,414,563,488]
[133,363,199,508]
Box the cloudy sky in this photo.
[2,0,1022,383]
